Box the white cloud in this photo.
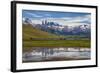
[31,19,42,24]
[30,14,91,27]
[41,14,91,23]
[31,18,85,27]
[65,15,91,23]
[26,12,52,18]
[26,12,43,17]
[44,14,51,17]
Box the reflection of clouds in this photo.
[23,47,91,62]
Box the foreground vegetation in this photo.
[23,40,90,51]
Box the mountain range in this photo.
[23,18,91,38]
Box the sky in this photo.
[22,10,91,26]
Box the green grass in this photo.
[23,24,62,41]
[23,40,90,51]
[23,24,90,51]
[23,40,90,47]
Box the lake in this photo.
[22,47,91,63]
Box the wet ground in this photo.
[22,47,91,63]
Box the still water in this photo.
[22,47,91,62]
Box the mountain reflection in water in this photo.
[22,47,91,63]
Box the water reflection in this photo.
[23,47,91,62]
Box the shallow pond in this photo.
[22,47,91,63]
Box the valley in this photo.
[23,23,90,52]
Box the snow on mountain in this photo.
[22,17,32,25]
[22,18,90,35]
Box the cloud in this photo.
[31,14,90,26]
[62,17,72,20]
[31,18,86,27]
[49,15,90,22]
[64,15,91,24]
[25,11,91,27]
[41,14,91,24]
[26,12,43,18]
[24,11,53,18]
[23,10,91,25]
[44,14,51,17]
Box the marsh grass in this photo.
[23,40,90,51]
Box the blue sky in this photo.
[22,10,91,26]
